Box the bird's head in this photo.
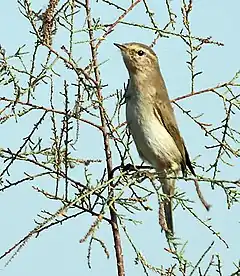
[114,42,159,77]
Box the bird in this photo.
[114,42,195,234]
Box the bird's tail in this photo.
[161,178,175,235]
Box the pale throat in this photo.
[129,70,148,86]
[127,69,157,100]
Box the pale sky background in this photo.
[0,1,240,275]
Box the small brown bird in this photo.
[114,42,195,234]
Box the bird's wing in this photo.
[154,101,185,159]
[154,100,195,176]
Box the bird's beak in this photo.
[114,43,127,52]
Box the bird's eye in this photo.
[137,50,145,56]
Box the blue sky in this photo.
[0,1,240,275]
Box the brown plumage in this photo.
[115,42,195,234]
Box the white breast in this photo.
[126,92,181,172]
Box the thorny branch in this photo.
[0,0,239,275]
